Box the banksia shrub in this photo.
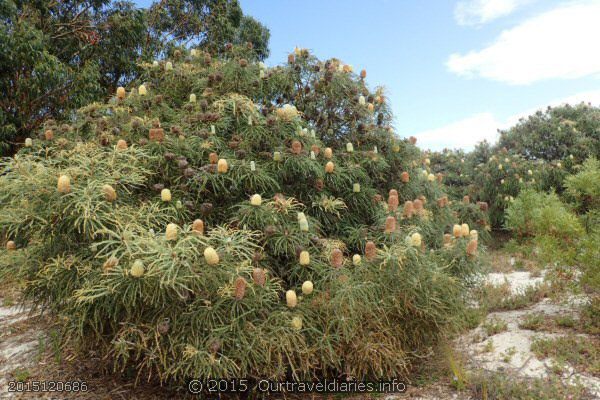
[0,45,482,386]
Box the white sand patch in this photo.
[485,271,545,294]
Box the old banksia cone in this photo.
[217,159,228,173]
[299,250,310,266]
[6,241,16,250]
[325,161,335,173]
[384,216,396,233]
[291,140,302,154]
[403,201,414,218]
[443,234,452,247]
[234,277,247,300]
[161,188,172,202]
[57,175,71,193]
[302,281,314,295]
[165,223,178,241]
[401,171,410,183]
[250,194,262,206]
[365,241,377,261]
[204,246,219,265]
[130,260,145,278]
[331,248,344,268]
[466,240,478,257]
[192,219,204,235]
[102,184,117,202]
[286,290,298,308]
[252,268,266,286]
[388,195,399,211]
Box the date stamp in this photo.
[7,380,89,393]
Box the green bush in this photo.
[0,47,483,384]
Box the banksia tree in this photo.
[0,45,484,384]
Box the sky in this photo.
[133,0,600,150]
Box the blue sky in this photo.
[133,0,600,150]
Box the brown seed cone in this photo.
[6,241,16,250]
[466,239,478,257]
[209,152,218,164]
[413,199,424,215]
[331,248,344,268]
[291,140,302,154]
[192,219,204,235]
[288,54,295,64]
[360,69,367,79]
[403,201,415,218]
[315,179,324,191]
[102,256,118,272]
[365,241,377,261]
[149,128,164,142]
[384,216,396,233]
[157,318,170,335]
[44,129,54,141]
[310,144,320,155]
[443,234,452,246]
[387,195,399,212]
[463,195,470,204]
[234,277,247,300]
[401,171,410,183]
[478,201,489,212]
[252,268,266,287]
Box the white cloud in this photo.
[412,89,600,150]
[447,1,600,84]
[412,113,502,151]
[455,0,531,26]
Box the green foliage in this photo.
[497,103,600,162]
[0,46,484,384]
[564,157,600,215]
[0,0,270,155]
